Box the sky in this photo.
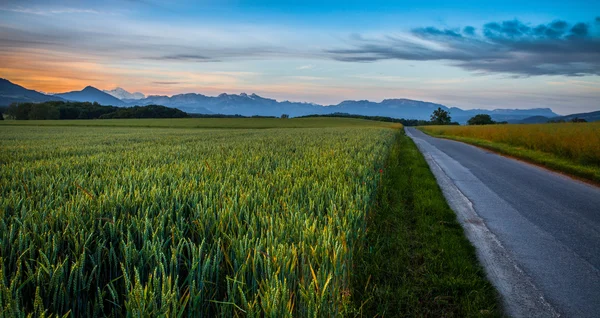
[0,0,599,114]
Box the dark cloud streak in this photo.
[327,17,600,76]
[149,54,220,62]
[463,26,475,36]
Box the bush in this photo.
[467,114,495,125]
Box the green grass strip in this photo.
[418,129,600,185]
[351,132,501,317]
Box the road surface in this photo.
[405,127,600,318]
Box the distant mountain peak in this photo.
[103,87,145,100]
[83,86,99,91]
[55,86,125,106]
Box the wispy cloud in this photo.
[153,81,181,85]
[327,17,600,76]
[296,64,315,70]
[0,6,101,15]
[284,75,327,81]
[149,54,220,62]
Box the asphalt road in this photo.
[405,127,600,318]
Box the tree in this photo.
[430,107,452,125]
[280,114,289,119]
[467,114,495,125]
[7,103,32,120]
[29,103,59,120]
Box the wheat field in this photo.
[0,125,397,316]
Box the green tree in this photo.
[7,103,32,120]
[29,104,59,120]
[467,114,495,125]
[430,107,452,125]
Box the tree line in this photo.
[188,113,277,119]
[4,101,189,120]
[298,112,454,126]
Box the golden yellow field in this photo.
[421,123,600,165]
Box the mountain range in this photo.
[0,78,567,123]
[515,111,600,124]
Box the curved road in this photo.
[405,127,600,318]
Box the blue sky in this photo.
[0,0,599,113]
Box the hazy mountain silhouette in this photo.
[131,92,325,116]
[55,86,126,106]
[104,87,145,100]
[516,110,600,123]
[448,107,558,123]
[0,78,65,106]
[130,93,558,122]
[329,99,451,119]
[553,110,600,122]
[1,78,563,122]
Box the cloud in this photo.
[296,64,314,70]
[153,81,181,85]
[413,27,462,38]
[0,7,101,15]
[570,23,589,37]
[463,26,475,36]
[327,17,600,76]
[0,22,282,64]
[150,54,220,62]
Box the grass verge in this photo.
[418,129,600,185]
[351,131,501,317]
